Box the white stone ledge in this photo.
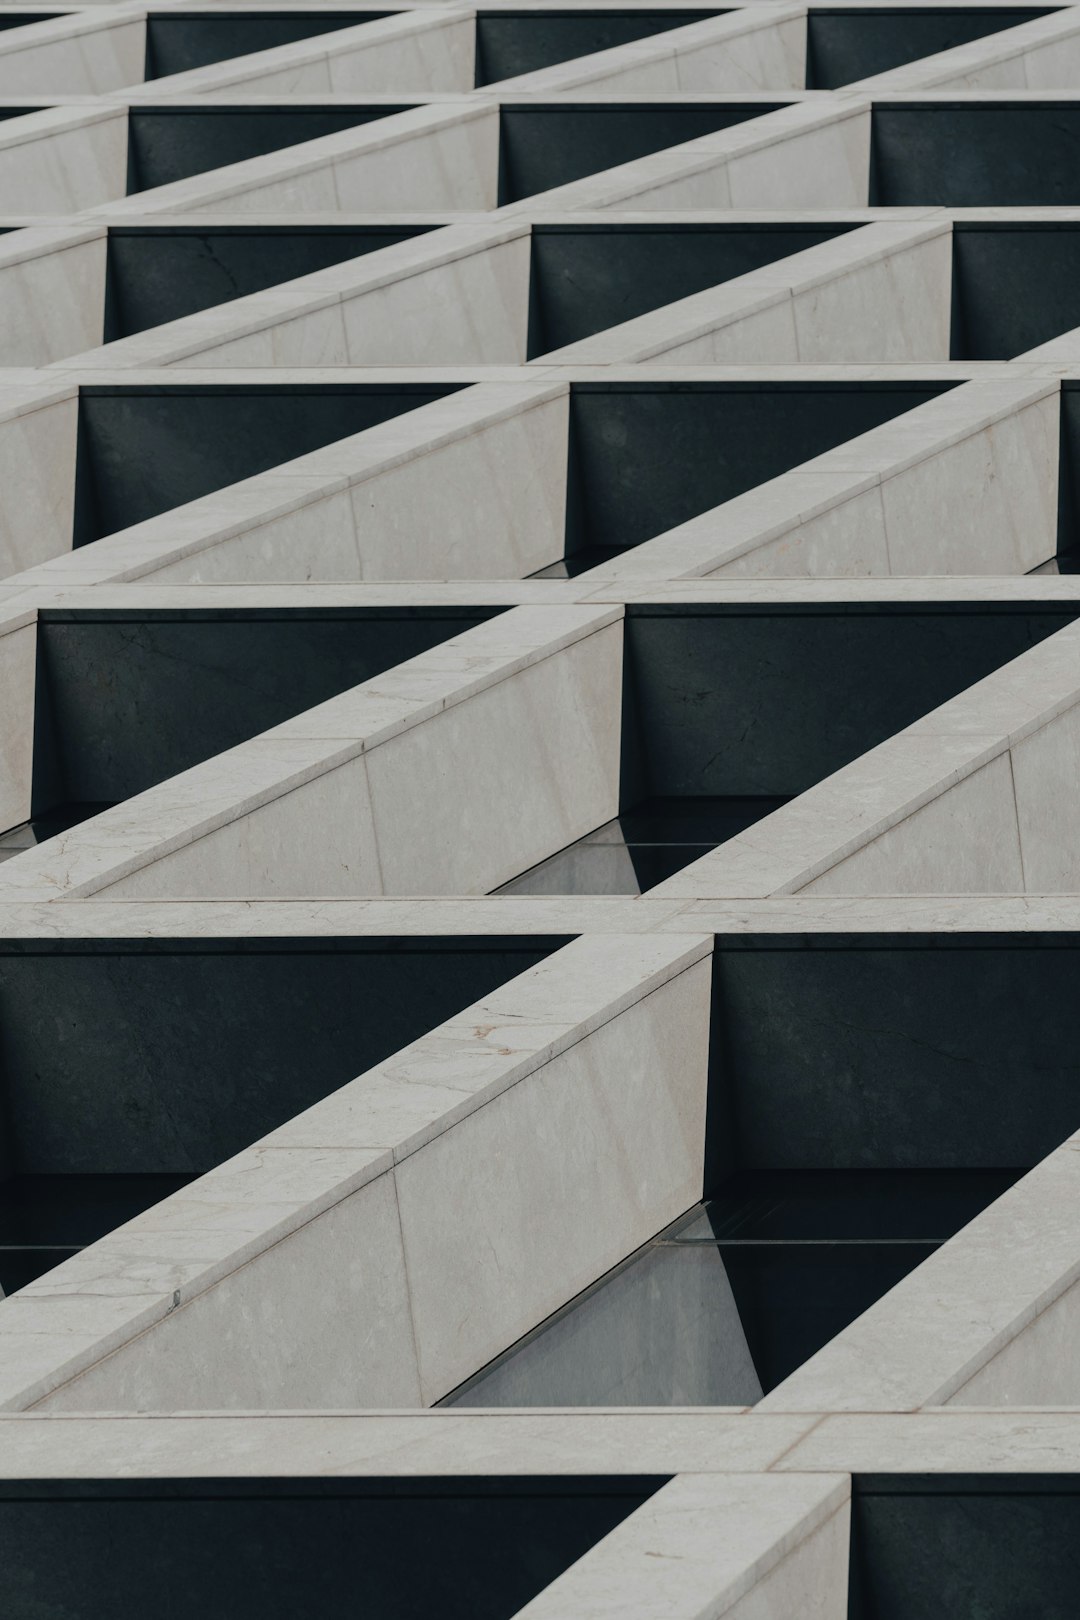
[0,8,145,95]
[0,603,621,899]
[0,1408,808,1478]
[0,933,710,1410]
[511,1472,849,1620]
[0,104,128,212]
[8,892,1080,940]
[780,1410,1080,1474]
[12,1408,1080,1481]
[760,1130,1080,1413]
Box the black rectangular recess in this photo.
[870,101,1080,207]
[620,601,1076,806]
[102,224,435,342]
[0,14,60,30]
[0,937,569,1175]
[143,11,389,80]
[497,101,785,204]
[527,221,857,356]
[27,605,501,820]
[125,104,410,194]
[560,380,953,570]
[475,9,723,85]
[706,931,1080,1185]
[0,934,570,1294]
[951,221,1080,359]
[70,382,460,548]
[0,1475,663,1620]
[806,8,1055,89]
[850,1474,1080,1620]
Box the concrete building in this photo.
[0,0,1079,1613]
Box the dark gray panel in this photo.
[144,12,387,78]
[72,384,455,545]
[0,1477,659,1620]
[475,10,718,85]
[0,13,59,30]
[104,226,432,340]
[126,106,403,193]
[497,103,781,204]
[871,103,1080,207]
[851,1479,1080,1620]
[807,8,1053,89]
[711,939,1080,1170]
[0,938,564,1173]
[951,224,1080,359]
[528,224,853,355]
[622,606,1073,797]
[33,609,494,805]
[566,384,949,556]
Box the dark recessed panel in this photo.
[0,15,60,31]
[71,384,457,545]
[851,1477,1080,1620]
[475,9,720,84]
[621,605,1073,799]
[126,105,405,193]
[0,937,566,1175]
[871,103,1080,206]
[104,226,433,340]
[143,12,388,79]
[951,223,1080,359]
[807,8,1053,89]
[565,383,949,558]
[711,936,1080,1171]
[527,223,853,355]
[497,102,782,203]
[0,1477,662,1620]
[30,608,495,809]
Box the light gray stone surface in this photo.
[3,8,1080,1617]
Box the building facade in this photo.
[0,1,1078,1613]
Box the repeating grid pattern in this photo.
[1,0,1080,1614]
